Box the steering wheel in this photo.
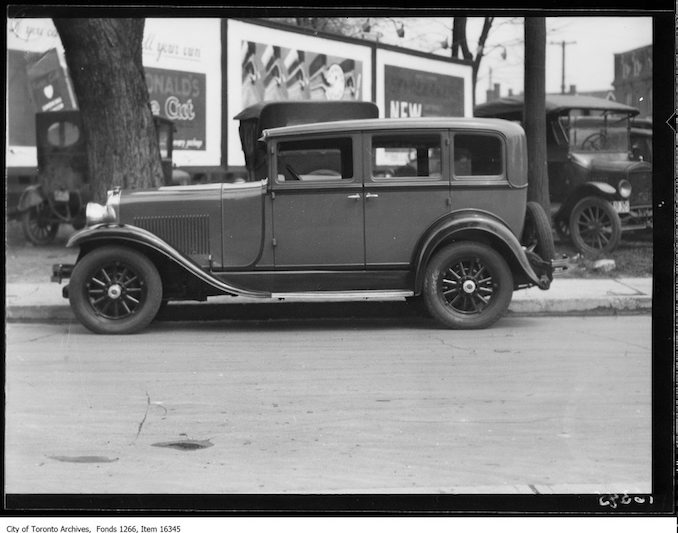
[308,169,341,176]
[581,132,607,151]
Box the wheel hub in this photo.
[462,279,477,294]
[107,284,123,299]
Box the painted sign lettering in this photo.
[145,67,206,151]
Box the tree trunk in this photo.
[451,18,472,60]
[53,18,164,202]
[524,17,550,212]
[453,17,493,107]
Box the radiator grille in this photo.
[133,214,210,256]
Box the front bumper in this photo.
[51,263,73,284]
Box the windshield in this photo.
[560,111,631,153]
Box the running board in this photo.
[270,290,414,301]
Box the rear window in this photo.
[453,134,504,178]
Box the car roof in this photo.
[262,116,525,139]
[233,100,379,122]
[474,94,640,118]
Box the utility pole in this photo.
[525,18,550,212]
[549,40,576,94]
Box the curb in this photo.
[5,295,653,324]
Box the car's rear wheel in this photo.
[423,242,513,329]
[69,246,162,334]
[522,201,555,261]
[569,196,622,255]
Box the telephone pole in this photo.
[525,18,549,211]
[549,40,576,94]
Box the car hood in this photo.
[570,152,651,173]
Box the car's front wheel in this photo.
[423,242,514,330]
[21,202,59,245]
[69,246,163,334]
[569,196,622,255]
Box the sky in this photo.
[364,16,653,103]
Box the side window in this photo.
[372,134,442,179]
[453,134,504,178]
[276,137,353,182]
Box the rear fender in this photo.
[68,224,270,299]
[414,210,550,292]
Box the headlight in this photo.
[617,179,632,199]
[86,188,120,226]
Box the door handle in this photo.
[365,193,379,199]
[347,193,361,199]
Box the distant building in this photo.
[484,83,615,104]
[613,44,652,118]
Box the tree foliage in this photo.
[53,18,164,202]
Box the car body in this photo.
[53,105,558,334]
[474,94,652,254]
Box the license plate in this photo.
[54,190,70,202]
[612,200,630,214]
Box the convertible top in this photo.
[234,101,379,179]
[234,100,379,124]
[474,94,640,119]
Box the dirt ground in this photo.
[6,220,78,284]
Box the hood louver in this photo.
[133,214,210,257]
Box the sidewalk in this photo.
[5,276,653,323]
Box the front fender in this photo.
[67,224,271,299]
[414,210,549,291]
[18,185,46,211]
[556,182,618,220]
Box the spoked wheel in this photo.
[569,196,622,255]
[521,201,556,261]
[69,246,162,334]
[554,216,570,243]
[423,242,513,330]
[21,202,59,245]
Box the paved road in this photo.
[5,315,651,495]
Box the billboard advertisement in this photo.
[7,19,73,167]
[227,19,373,166]
[141,18,221,166]
[376,48,472,119]
[6,18,221,169]
[384,64,465,118]
[240,41,364,106]
[145,66,208,151]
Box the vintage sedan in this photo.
[53,114,557,334]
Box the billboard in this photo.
[376,48,472,119]
[141,18,221,166]
[6,18,221,168]
[384,64,465,118]
[227,19,373,166]
[240,41,364,106]
[145,67,207,151]
[7,19,73,167]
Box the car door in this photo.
[270,134,364,268]
[363,130,451,267]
